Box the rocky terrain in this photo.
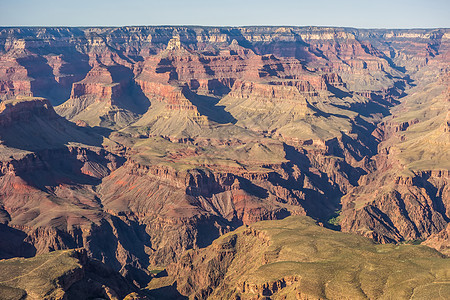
[0,26,448,298]
[0,249,138,300]
[167,216,450,299]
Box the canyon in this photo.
[0,26,448,299]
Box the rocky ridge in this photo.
[0,26,448,298]
[0,249,139,300]
[166,216,450,299]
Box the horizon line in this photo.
[1,25,449,30]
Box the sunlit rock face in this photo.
[0,27,448,296]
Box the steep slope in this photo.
[340,71,449,243]
[164,216,450,299]
[0,97,149,282]
[0,249,137,300]
[424,223,450,256]
[0,27,448,296]
[56,63,150,129]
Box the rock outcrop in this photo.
[340,72,450,243]
[424,223,450,256]
[166,216,450,299]
[0,249,138,300]
[0,26,448,299]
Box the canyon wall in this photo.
[0,26,448,293]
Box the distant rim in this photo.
[0,25,448,31]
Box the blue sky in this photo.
[0,0,449,28]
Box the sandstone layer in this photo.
[0,26,448,299]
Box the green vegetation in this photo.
[0,250,82,299]
[326,209,342,228]
[148,268,165,275]
[175,216,450,299]
[402,239,426,245]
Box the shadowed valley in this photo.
[0,26,448,299]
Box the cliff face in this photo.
[340,71,450,244]
[0,26,446,124]
[0,96,58,126]
[424,223,450,255]
[0,26,448,297]
[0,249,138,300]
[167,216,450,299]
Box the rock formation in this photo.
[0,249,139,299]
[167,216,450,299]
[0,25,448,299]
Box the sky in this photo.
[0,0,449,28]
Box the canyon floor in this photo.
[0,26,448,299]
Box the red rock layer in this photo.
[0,27,447,281]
